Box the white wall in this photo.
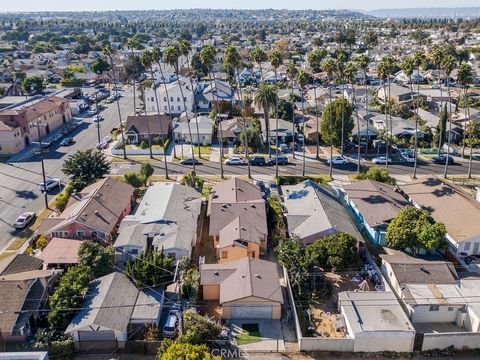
[411,305,463,323]
[299,337,355,352]
[354,331,415,353]
[422,332,480,351]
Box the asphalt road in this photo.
[0,86,135,251]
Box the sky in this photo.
[1,0,480,12]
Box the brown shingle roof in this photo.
[343,180,409,227]
[39,238,82,266]
[209,178,263,204]
[0,254,43,277]
[125,114,171,135]
[201,257,284,304]
[400,177,480,243]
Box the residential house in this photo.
[124,114,171,145]
[338,291,415,352]
[114,182,202,265]
[395,69,425,84]
[173,115,213,145]
[0,255,58,343]
[343,180,409,245]
[218,118,245,143]
[145,78,194,115]
[400,177,480,256]
[200,257,284,319]
[65,272,163,350]
[370,114,425,140]
[196,79,235,112]
[0,96,72,154]
[281,180,362,245]
[208,178,268,263]
[39,237,83,270]
[38,177,135,242]
[260,117,294,143]
[377,83,413,104]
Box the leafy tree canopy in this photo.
[62,149,110,190]
[178,309,222,345]
[306,232,358,271]
[78,240,113,278]
[125,251,175,288]
[320,98,353,147]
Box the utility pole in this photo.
[95,92,101,144]
[34,123,49,210]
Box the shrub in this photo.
[277,175,330,186]
[268,197,286,242]
[139,140,149,149]
[354,166,396,185]
[64,183,74,197]
[151,136,162,145]
[123,172,145,188]
[35,235,48,250]
[54,193,69,212]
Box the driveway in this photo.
[231,319,285,351]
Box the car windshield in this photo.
[163,326,174,332]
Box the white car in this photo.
[102,135,112,143]
[38,179,61,192]
[225,157,246,165]
[14,212,36,229]
[92,115,104,122]
[327,156,348,165]
[400,152,415,163]
[86,109,97,116]
[372,156,392,164]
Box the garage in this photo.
[230,304,272,319]
[77,330,117,352]
[78,330,115,342]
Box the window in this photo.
[76,231,86,237]
[170,97,173,102]
[221,251,228,259]
[177,97,180,102]
[429,305,440,312]
[464,242,471,251]
[163,97,167,102]
[129,249,138,255]
[448,307,454,311]
[178,106,181,111]
[151,97,154,102]
[183,97,187,102]
[164,106,167,111]
[91,231,105,238]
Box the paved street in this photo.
[1,85,479,251]
[0,86,135,251]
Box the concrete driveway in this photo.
[231,319,286,351]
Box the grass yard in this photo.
[236,323,262,345]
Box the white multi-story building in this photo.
[144,77,194,115]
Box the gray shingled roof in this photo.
[0,254,43,276]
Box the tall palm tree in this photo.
[251,47,270,155]
[344,62,361,174]
[125,37,139,115]
[139,50,155,159]
[355,54,371,157]
[286,62,298,157]
[385,56,396,168]
[152,46,175,161]
[456,62,474,178]
[254,84,278,160]
[224,45,251,178]
[429,46,445,156]
[297,70,309,176]
[442,54,456,178]
[413,51,425,179]
[270,49,283,174]
[322,57,336,178]
[306,53,323,159]
[377,58,391,168]
[401,56,417,178]
[164,44,196,174]
[103,43,126,159]
[200,44,224,178]
[336,51,347,156]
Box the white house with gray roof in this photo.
[114,182,202,265]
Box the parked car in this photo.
[327,156,348,165]
[52,133,63,142]
[372,156,392,164]
[225,157,246,165]
[102,135,112,143]
[73,119,84,126]
[249,156,267,166]
[432,155,454,165]
[92,115,104,122]
[96,141,109,150]
[38,178,61,192]
[269,155,289,165]
[60,137,74,146]
[279,144,290,153]
[14,212,36,229]
[86,109,97,116]
[400,152,415,163]
[98,88,109,94]
[162,311,179,338]
[180,157,200,165]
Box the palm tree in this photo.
[344,62,361,174]
[200,44,224,178]
[164,44,196,174]
[429,46,445,156]
[413,51,425,179]
[401,56,417,178]
[139,50,155,159]
[456,62,474,177]
[306,53,323,159]
[442,54,456,178]
[336,51,347,156]
[224,45,251,178]
[270,49,283,175]
[377,57,393,168]
[152,46,175,160]
[103,43,126,159]
[286,62,298,157]
[254,84,278,160]
[355,54,371,157]
[297,70,309,176]
[322,57,336,178]
[125,37,139,115]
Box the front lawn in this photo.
[236,323,261,345]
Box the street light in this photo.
[32,122,49,210]
[95,92,101,144]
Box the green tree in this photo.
[178,309,222,345]
[123,172,145,188]
[62,149,110,190]
[140,162,154,180]
[275,236,308,296]
[240,126,262,150]
[125,251,175,287]
[90,57,111,75]
[386,206,447,254]
[78,241,113,278]
[22,75,44,93]
[182,268,200,301]
[254,83,278,156]
[158,341,218,360]
[354,166,396,185]
[320,98,353,147]
[306,232,358,270]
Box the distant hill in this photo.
[366,7,480,19]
